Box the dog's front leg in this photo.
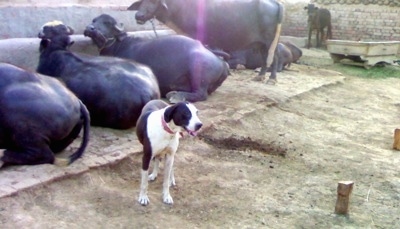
[148,158,159,181]
[138,169,150,205]
[169,167,176,187]
[162,154,175,204]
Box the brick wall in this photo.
[281,1,400,42]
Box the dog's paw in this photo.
[163,194,174,205]
[138,195,150,206]
[148,174,157,181]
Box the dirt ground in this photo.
[1,49,400,228]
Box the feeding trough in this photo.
[327,40,400,69]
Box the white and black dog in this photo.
[135,99,202,205]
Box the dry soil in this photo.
[0,49,399,229]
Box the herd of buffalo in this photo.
[0,0,332,167]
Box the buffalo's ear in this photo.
[39,39,50,53]
[67,26,74,35]
[67,41,75,49]
[127,1,142,11]
[114,23,124,33]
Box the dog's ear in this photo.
[164,102,190,123]
[164,104,178,123]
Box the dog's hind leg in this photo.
[162,153,175,204]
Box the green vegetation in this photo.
[327,63,400,79]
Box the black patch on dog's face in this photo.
[164,102,191,128]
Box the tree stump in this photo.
[393,129,400,150]
[334,181,354,215]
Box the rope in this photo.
[150,19,158,38]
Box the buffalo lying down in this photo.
[228,42,303,71]
[0,63,90,167]
[128,0,284,84]
[84,14,229,103]
[37,21,160,129]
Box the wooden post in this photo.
[393,128,400,150]
[335,181,354,215]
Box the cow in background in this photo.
[37,21,160,129]
[304,4,332,48]
[128,0,284,85]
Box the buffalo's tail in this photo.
[266,1,284,68]
[211,49,231,61]
[69,100,90,164]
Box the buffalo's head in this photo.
[38,20,74,40]
[38,21,74,53]
[127,0,168,24]
[304,4,319,22]
[84,14,125,49]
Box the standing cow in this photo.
[128,0,284,84]
[0,63,90,167]
[84,14,229,103]
[304,4,332,48]
[37,21,160,129]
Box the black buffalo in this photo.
[0,63,90,167]
[128,0,284,84]
[84,14,229,103]
[37,21,160,129]
[228,42,303,72]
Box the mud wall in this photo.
[281,0,400,42]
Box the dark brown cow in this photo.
[304,4,332,48]
[128,0,284,85]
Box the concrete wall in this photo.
[0,0,159,39]
[0,30,174,72]
[1,0,399,42]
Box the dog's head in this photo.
[164,102,202,136]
